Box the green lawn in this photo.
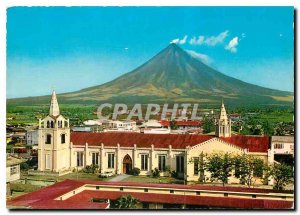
[10,183,41,197]
[21,172,111,182]
[258,112,293,123]
[121,175,184,184]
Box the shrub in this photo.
[151,168,160,178]
[164,165,170,173]
[111,194,139,209]
[83,164,99,174]
[171,170,178,178]
[130,168,140,176]
[20,162,29,171]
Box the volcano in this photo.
[8,43,293,106]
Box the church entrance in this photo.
[122,154,132,174]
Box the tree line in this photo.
[192,152,293,190]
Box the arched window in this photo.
[47,121,50,128]
[64,121,68,128]
[51,121,54,128]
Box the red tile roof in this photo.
[221,135,270,153]
[7,179,293,209]
[71,132,214,149]
[71,132,270,152]
[176,121,201,126]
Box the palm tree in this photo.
[113,195,139,209]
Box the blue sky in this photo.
[7,7,294,98]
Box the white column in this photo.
[267,149,274,185]
[168,145,173,171]
[85,142,89,167]
[116,144,120,174]
[69,142,73,169]
[133,144,137,168]
[150,144,154,171]
[185,146,190,182]
[100,143,104,173]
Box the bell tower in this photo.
[216,99,231,137]
[37,91,71,174]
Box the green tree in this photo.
[206,152,234,186]
[234,154,265,187]
[269,163,293,190]
[261,120,274,136]
[202,117,215,133]
[112,195,139,209]
[274,122,285,136]
[170,120,178,130]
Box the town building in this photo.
[26,130,39,145]
[269,136,294,164]
[31,92,291,184]
[160,120,201,132]
[104,120,138,132]
[140,120,171,134]
[6,155,24,182]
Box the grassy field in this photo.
[21,172,111,182]
[7,103,294,126]
[10,183,41,198]
[258,111,293,123]
[7,104,97,126]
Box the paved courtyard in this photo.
[108,174,131,182]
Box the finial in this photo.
[51,85,56,92]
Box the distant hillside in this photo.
[8,44,293,107]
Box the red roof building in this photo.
[7,179,293,209]
[159,120,201,127]
[70,132,270,153]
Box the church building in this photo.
[35,92,271,183]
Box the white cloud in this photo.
[185,50,213,65]
[170,35,188,45]
[225,37,239,53]
[189,36,205,45]
[189,30,229,46]
[124,47,129,50]
[205,30,229,46]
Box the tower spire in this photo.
[49,91,60,116]
[216,98,231,137]
[219,98,228,122]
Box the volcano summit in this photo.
[8,44,293,106]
